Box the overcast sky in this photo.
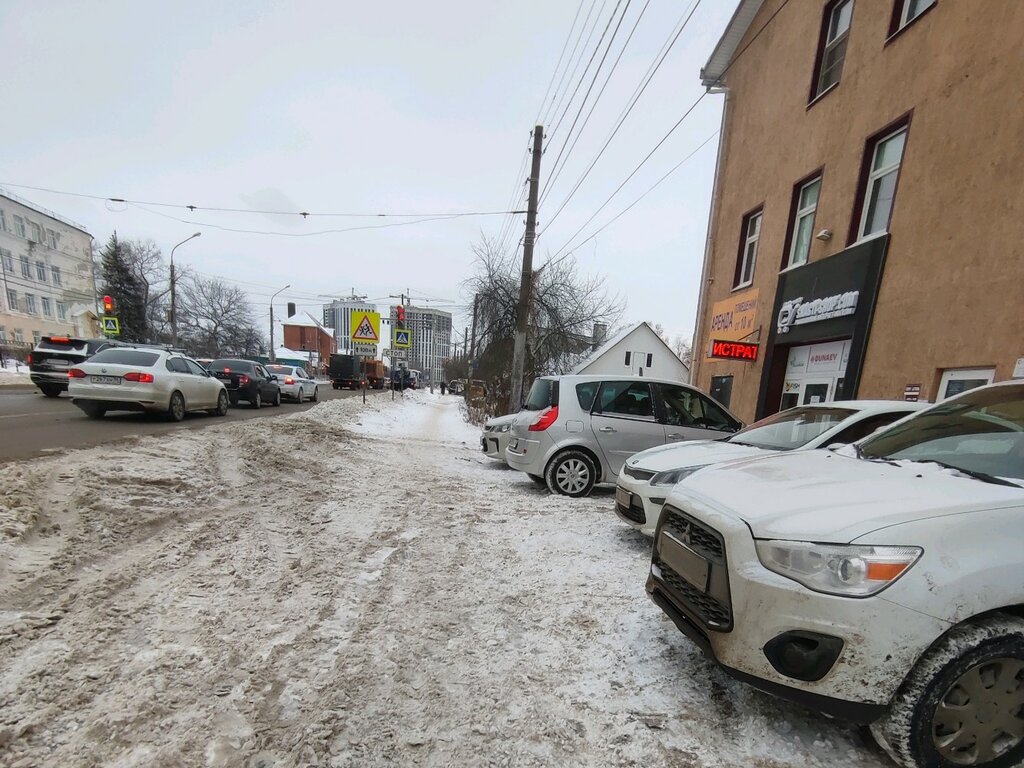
[0,0,733,345]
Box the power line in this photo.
[546,0,608,141]
[541,0,601,129]
[535,0,588,124]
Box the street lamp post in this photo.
[169,232,201,348]
[269,284,291,363]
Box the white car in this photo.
[481,413,518,461]
[69,347,229,421]
[646,381,1024,768]
[616,400,925,536]
[266,364,319,403]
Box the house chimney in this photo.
[287,302,296,318]
[592,322,608,352]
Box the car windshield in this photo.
[728,406,856,451]
[210,360,252,372]
[87,349,160,367]
[524,378,558,411]
[266,366,292,375]
[860,384,1024,483]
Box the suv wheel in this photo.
[81,403,106,420]
[40,384,62,398]
[545,449,597,497]
[872,614,1024,768]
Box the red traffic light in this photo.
[102,295,115,313]
[396,305,405,323]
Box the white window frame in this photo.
[46,229,59,249]
[735,210,762,289]
[1,249,12,273]
[938,368,995,401]
[19,255,30,278]
[41,297,52,316]
[28,221,42,243]
[5,289,16,312]
[858,127,907,241]
[816,0,854,97]
[0,210,5,232]
[13,329,23,343]
[32,330,41,345]
[51,265,62,286]
[25,293,37,314]
[35,260,47,281]
[57,301,68,321]
[786,177,821,269]
[900,0,935,28]
[13,215,26,238]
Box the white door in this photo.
[186,358,218,407]
[800,378,834,405]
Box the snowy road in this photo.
[0,392,890,767]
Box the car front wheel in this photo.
[311,385,318,402]
[212,390,228,417]
[545,449,598,497]
[872,614,1024,768]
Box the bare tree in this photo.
[123,239,171,342]
[464,235,624,413]
[177,275,265,358]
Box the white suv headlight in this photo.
[754,540,922,597]
[649,466,703,487]
[498,424,511,433]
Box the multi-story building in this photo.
[323,296,377,354]
[0,190,99,351]
[390,305,452,386]
[691,0,1024,421]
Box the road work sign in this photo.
[102,316,120,336]
[393,328,412,349]
[350,311,381,344]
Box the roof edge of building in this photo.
[700,0,765,88]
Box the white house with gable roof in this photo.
[571,321,689,382]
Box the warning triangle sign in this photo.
[352,314,379,342]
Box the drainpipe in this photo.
[690,85,731,386]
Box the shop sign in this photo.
[805,340,847,374]
[777,291,859,334]
[1014,358,1024,379]
[708,288,759,342]
[710,339,759,362]
[904,384,922,402]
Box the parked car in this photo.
[646,381,1024,768]
[616,400,925,536]
[67,347,229,421]
[449,379,466,395]
[481,413,518,462]
[266,364,319,403]
[505,375,742,497]
[28,336,122,397]
[407,370,421,389]
[209,359,281,408]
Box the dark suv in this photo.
[209,359,281,408]
[29,336,122,397]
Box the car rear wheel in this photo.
[251,391,262,409]
[545,449,598,497]
[872,614,1024,768]
[296,388,304,404]
[212,390,228,417]
[40,384,63,398]
[81,403,106,419]
[167,391,186,422]
[229,393,239,407]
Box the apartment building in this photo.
[390,305,452,386]
[0,190,99,350]
[691,0,1024,420]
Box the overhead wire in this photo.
[541,0,601,130]
[545,0,609,142]
[534,0,588,124]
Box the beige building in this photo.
[691,0,1024,421]
[0,190,99,351]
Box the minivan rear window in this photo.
[576,381,600,410]
[524,378,559,411]
[88,349,160,367]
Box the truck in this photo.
[329,354,362,390]
[362,359,387,389]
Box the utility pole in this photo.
[508,125,544,412]
[468,293,479,370]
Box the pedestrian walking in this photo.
[440,381,447,396]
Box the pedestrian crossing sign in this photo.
[349,311,380,344]
[102,316,120,336]
[393,328,412,349]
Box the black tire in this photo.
[311,385,318,402]
[272,391,281,407]
[296,388,304,404]
[40,384,63,398]
[528,474,548,487]
[872,614,1024,768]
[211,390,228,417]
[545,449,598,498]
[251,391,262,410]
[167,391,186,422]
[229,393,239,407]
[81,403,106,419]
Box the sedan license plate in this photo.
[660,531,710,593]
[615,487,632,509]
[49,360,70,368]
[90,375,121,385]
[509,438,520,451]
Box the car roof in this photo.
[540,373,694,386]
[793,400,928,413]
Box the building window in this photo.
[46,229,59,249]
[892,0,936,32]
[13,215,26,238]
[1,249,12,273]
[938,368,994,401]
[42,297,52,316]
[57,301,67,321]
[51,266,62,286]
[36,260,47,281]
[733,209,763,288]
[813,0,853,99]
[25,294,37,314]
[20,255,30,278]
[858,126,908,240]
[32,330,41,345]
[29,221,42,243]
[0,210,5,232]
[13,328,23,343]
[786,176,821,269]
[5,289,16,312]
[710,375,734,409]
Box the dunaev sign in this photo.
[777,290,859,334]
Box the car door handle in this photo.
[599,426,617,433]
[667,433,685,440]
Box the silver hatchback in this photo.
[505,375,742,497]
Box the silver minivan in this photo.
[505,375,742,497]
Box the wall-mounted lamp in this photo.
[815,229,833,242]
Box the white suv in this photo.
[646,381,1024,768]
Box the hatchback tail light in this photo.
[239,375,250,385]
[123,371,155,383]
[27,353,32,365]
[528,405,559,432]
[68,368,86,379]
[284,377,295,385]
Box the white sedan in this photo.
[615,400,925,536]
[68,347,229,421]
[266,364,319,403]
[481,412,518,462]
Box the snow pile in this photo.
[0,392,888,767]
[0,359,30,384]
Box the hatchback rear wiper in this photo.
[912,459,1022,488]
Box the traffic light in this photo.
[102,295,115,314]
[396,305,406,327]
